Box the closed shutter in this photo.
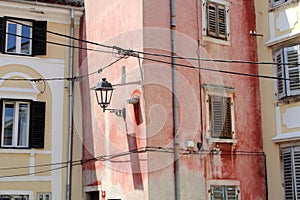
[284,46,300,96]
[275,49,286,99]
[32,21,47,55]
[217,4,226,39]
[0,17,5,53]
[207,3,217,38]
[282,148,295,199]
[30,101,46,148]
[210,96,223,138]
[0,99,2,146]
[293,147,300,198]
[207,2,227,39]
[210,96,232,138]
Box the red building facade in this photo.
[79,0,266,199]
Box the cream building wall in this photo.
[0,1,83,200]
[255,0,300,199]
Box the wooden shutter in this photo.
[32,20,47,56]
[217,4,226,39]
[282,148,294,199]
[210,96,232,138]
[30,101,46,148]
[207,2,217,38]
[207,2,227,39]
[0,17,5,53]
[275,49,286,99]
[284,46,300,96]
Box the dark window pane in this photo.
[7,23,16,53]
[21,25,31,54]
[3,103,14,146]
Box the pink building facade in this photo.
[79,0,266,199]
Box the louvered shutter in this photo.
[0,17,5,53]
[226,186,238,200]
[207,3,217,38]
[275,49,286,99]
[282,148,294,199]
[30,101,46,148]
[32,21,47,56]
[210,96,223,138]
[210,185,224,200]
[0,99,2,147]
[223,97,232,138]
[293,147,300,198]
[217,4,226,39]
[284,46,300,96]
[210,96,232,138]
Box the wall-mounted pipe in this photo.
[66,8,74,200]
[170,0,180,199]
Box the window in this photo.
[0,99,46,148]
[270,0,289,7]
[209,95,233,139]
[203,85,235,142]
[0,17,47,56]
[210,185,239,200]
[281,146,300,199]
[86,191,99,200]
[0,194,29,200]
[37,193,51,200]
[275,45,300,99]
[202,0,230,41]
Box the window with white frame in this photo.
[209,185,239,200]
[0,99,46,149]
[275,45,300,99]
[281,146,300,199]
[0,17,47,56]
[202,0,230,41]
[203,85,235,140]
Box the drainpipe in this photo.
[66,8,74,200]
[170,1,180,200]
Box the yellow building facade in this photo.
[0,1,83,200]
[255,0,300,199]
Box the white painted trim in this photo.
[266,30,300,47]
[272,131,300,142]
[0,190,34,200]
[84,185,102,193]
[30,152,35,175]
[0,176,51,182]
[0,1,83,25]
[276,106,282,135]
[0,149,51,154]
[269,12,275,41]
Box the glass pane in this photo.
[18,103,29,146]
[3,103,14,146]
[7,23,17,53]
[21,25,31,54]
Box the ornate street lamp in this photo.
[94,78,125,117]
[94,78,114,112]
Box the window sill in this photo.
[206,137,238,145]
[0,148,51,154]
[203,36,231,46]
